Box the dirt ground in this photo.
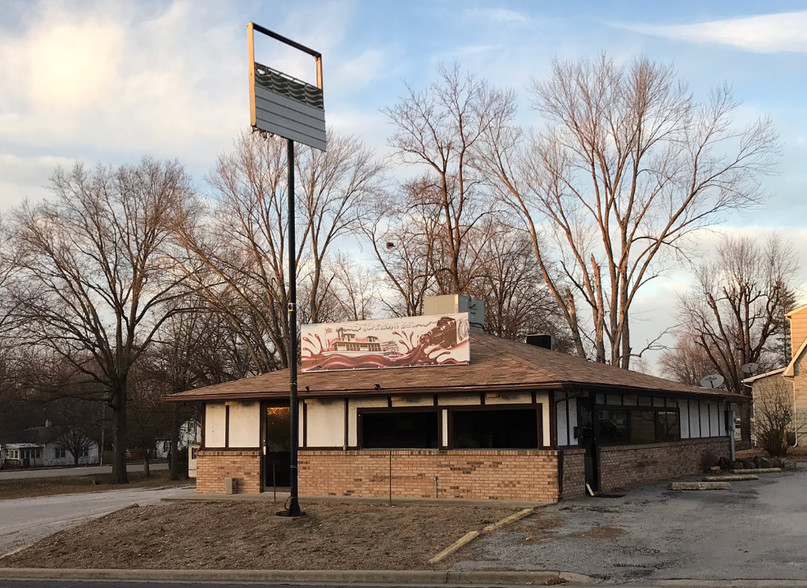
[0,470,188,501]
[736,446,807,459]
[0,501,526,570]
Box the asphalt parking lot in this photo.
[451,467,807,583]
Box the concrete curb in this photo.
[668,482,731,491]
[0,567,594,585]
[428,507,538,565]
[482,507,535,533]
[653,580,807,587]
[702,474,759,482]
[729,468,782,474]
[427,531,479,564]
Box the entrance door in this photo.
[577,398,599,492]
[264,405,291,489]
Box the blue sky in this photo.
[1,0,806,369]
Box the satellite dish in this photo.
[741,362,759,375]
[700,374,725,389]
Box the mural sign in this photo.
[300,314,470,372]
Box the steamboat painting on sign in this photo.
[300,314,470,372]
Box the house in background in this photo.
[155,419,202,459]
[783,303,807,445]
[168,295,741,501]
[744,303,807,447]
[0,422,99,468]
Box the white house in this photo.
[1,424,99,468]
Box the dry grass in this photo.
[0,501,521,570]
[0,469,191,501]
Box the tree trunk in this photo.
[110,386,129,484]
[169,404,180,481]
[143,449,150,477]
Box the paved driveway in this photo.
[0,486,195,556]
[451,468,807,583]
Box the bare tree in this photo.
[676,234,798,444]
[482,54,779,367]
[660,336,716,387]
[178,131,382,370]
[754,383,799,457]
[467,219,568,344]
[13,159,194,483]
[362,195,439,317]
[139,300,245,478]
[296,132,384,323]
[328,252,378,321]
[55,424,96,466]
[385,64,515,295]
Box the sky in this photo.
[1,0,806,372]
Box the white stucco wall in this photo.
[306,399,345,447]
[205,403,226,448]
[229,401,260,447]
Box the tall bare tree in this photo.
[178,131,382,370]
[482,54,779,367]
[674,234,798,443]
[385,64,515,295]
[468,220,568,345]
[13,159,194,483]
[362,195,440,317]
[140,299,248,478]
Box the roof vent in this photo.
[526,334,553,350]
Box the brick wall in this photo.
[598,438,729,492]
[196,449,261,494]
[560,448,586,499]
[299,449,562,502]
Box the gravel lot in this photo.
[448,468,807,583]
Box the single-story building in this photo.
[1,423,99,468]
[167,297,741,502]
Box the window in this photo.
[656,411,680,442]
[597,407,680,445]
[598,408,628,444]
[360,410,439,449]
[451,407,539,449]
[55,447,66,459]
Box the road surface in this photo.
[0,485,194,556]
[0,462,168,480]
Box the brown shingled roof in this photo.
[167,332,741,402]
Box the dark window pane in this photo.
[598,408,629,444]
[451,408,538,449]
[630,410,656,444]
[362,411,438,449]
[656,410,680,442]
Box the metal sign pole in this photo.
[248,22,325,517]
[286,138,301,517]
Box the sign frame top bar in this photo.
[248,22,323,90]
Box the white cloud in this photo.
[0,154,76,209]
[464,8,530,25]
[618,11,807,52]
[0,1,245,159]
